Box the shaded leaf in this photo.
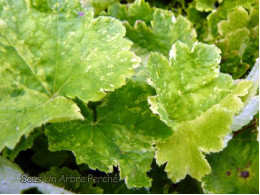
[46,81,172,188]
[2,129,41,161]
[202,127,259,193]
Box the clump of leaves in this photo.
[0,0,259,194]
[192,0,259,78]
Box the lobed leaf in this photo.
[148,42,233,125]
[231,59,259,131]
[207,0,259,78]
[108,0,154,26]
[202,128,259,193]
[148,41,252,182]
[2,129,41,161]
[46,81,172,188]
[0,0,139,151]
[107,0,196,82]
[156,106,233,182]
[81,0,120,13]
[195,0,222,12]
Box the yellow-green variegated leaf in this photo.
[0,0,139,150]
[148,42,229,125]
[155,80,252,182]
[207,0,259,78]
[156,106,233,183]
[147,41,252,182]
[126,9,196,57]
[46,81,172,188]
[0,86,83,150]
[122,7,197,57]
[108,0,196,82]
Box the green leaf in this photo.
[81,0,120,13]
[146,0,187,13]
[216,7,251,78]
[207,0,258,38]
[148,41,252,182]
[246,59,259,96]
[40,167,103,193]
[119,7,197,57]
[186,2,209,42]
[46,81,172,188]
[0,87,82,150]
[195,0,222,12]
[0,0,139,150]
[147,162,203,194]
[126,10,196,57]
[207,0,259,78]
[231,96,259,131]
[0,156,72,194]
[108,0,196,82]
[231,59,259,131]
[108,0,154,26]
[29,0,83,12]
[218,6,249,35]
[31,134,71,169]
[202,128,259,193]
[147,163,173,194]
[96,173,147,194]
[40,167,81,192]
[2,129,41,161]
[148,42,231,125]
[156,106,235,183]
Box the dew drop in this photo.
[16,126,19,131]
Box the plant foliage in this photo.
[0,0,258,194]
